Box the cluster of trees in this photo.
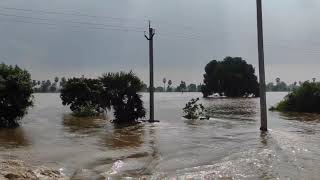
[0,63,33,128]
[60,72,145,123]
[270,81,320,113]
[32,77,67,93]
[150,79,202,92]
[201,57,260,97]
[266,78,317,92]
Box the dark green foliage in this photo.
[155,86,164,92]
[183,98,207,119]
[188,83,197,92]
[60,78,105,116]
[270,82,320,113]
[100,72,146,123]
[176,81,187,92]
[202,57,260,97]
[0,63,33,128]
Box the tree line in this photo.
[142,80,202,93]
[266,77,317,92]
[32,77,67,93]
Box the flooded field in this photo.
[1,92,320,179]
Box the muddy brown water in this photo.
[1,92,320,179]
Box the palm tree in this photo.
[167,80,172,92]
[163,78,166,92]
[54,77,59,83]
[312,78,316,82]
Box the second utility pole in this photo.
[256,0,268,131]
[145,21,155,122]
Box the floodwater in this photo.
[1,92,320,179]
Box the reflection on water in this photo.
[0,92,320,179]
[62,114,108,135]
[0,127,30,149]
[102,123,145,150]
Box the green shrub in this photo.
[60,78,106,116]
[0,63,33,128]
[183,98,208,119]
[60,72,146,123]
[270,82,320,113]
[100,72,146,123]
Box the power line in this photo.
[0,18,144,33]
[0,6,148,23]
[0,5,199,34]
[0,12,145,31]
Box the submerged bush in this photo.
[0,63,33,128]
[100,72,146,123]
[60,72,146,123]
[183,98,208,119]
[270,82,320,113]
[60,78,106,116]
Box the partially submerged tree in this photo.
[100,72,146,123]
[0,63,33,128]
[60,77,105,116]
[270,81,320,113]
[183,98,208,119]
[201,57,259,97]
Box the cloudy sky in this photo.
[0,0,319,86]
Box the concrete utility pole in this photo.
[145,21,155,122]
[256,0,268,131]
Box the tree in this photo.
[188,83,197,92]
[50,83,57,92]
[0,63,33,128]
[60,77,104,116]
[32,80,37,87]
[54,77,59,84]
[155,86,164,92]
[60,77,67,88]
[270,81,320,113]
[312,78,316,83]
[100,72,146,123]
[201,57,260,97]
[197,84,203,92]
[163,78,166,92]
[276,77,280,85]
[141,83,148,92]
[176,81,187,92]
[167,80,173,92]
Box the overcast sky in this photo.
[0,0,319,86]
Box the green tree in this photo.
[60,77,104,116]
[188,83,197,92]
[54,77,59,83]
[60,77,67,88]
[202,57,259,97]
[155,86,164,92]
[176,81,187,92]
[0,63,33,128]
[163,78,166,92]
[270,81,320,113]
[100,72,146,123]
[167,80,173,92]
[197,84,203,92]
